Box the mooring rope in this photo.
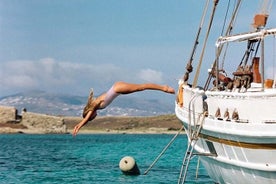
[143,125,184,175]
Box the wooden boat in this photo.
[176,0,276,183]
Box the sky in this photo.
[0,0,276,101]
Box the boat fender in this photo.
[177,84,184,107]
[119,156,140,175]
[224,108,230,121]
[215,108,221,118]
[232,109,239,121]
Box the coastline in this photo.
[68,128,184,135]
[0,127,184,135]
[64,114,184,135]
[0,112,184,134]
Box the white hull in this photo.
[175,85,276,184]
[174,2,276,182]
[200,156,276,184]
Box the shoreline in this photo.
[69,128,185,135]
[0,127,185,135]
[0,108,183,134]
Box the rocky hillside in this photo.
[64,114,183,134]
[0,105,182,134]
[0,90,175,116]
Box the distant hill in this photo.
[0,90,175,117]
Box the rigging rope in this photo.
[183,0,210,82]
[220,0,236,70]
[220,0,231,36]
[204,0,242,90]
[143,126,184,175]
[273,35,275,79]
[193,0,219,88]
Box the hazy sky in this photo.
[1,0,275,100]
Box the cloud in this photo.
[137,68,164,83]
[0,58,169,96]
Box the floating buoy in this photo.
[119,156,140,175]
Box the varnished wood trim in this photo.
[199,134,276,149]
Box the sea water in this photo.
[0,134,213,184]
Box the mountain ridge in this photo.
[0,90,175,117]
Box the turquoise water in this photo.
[0,134,213,184]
